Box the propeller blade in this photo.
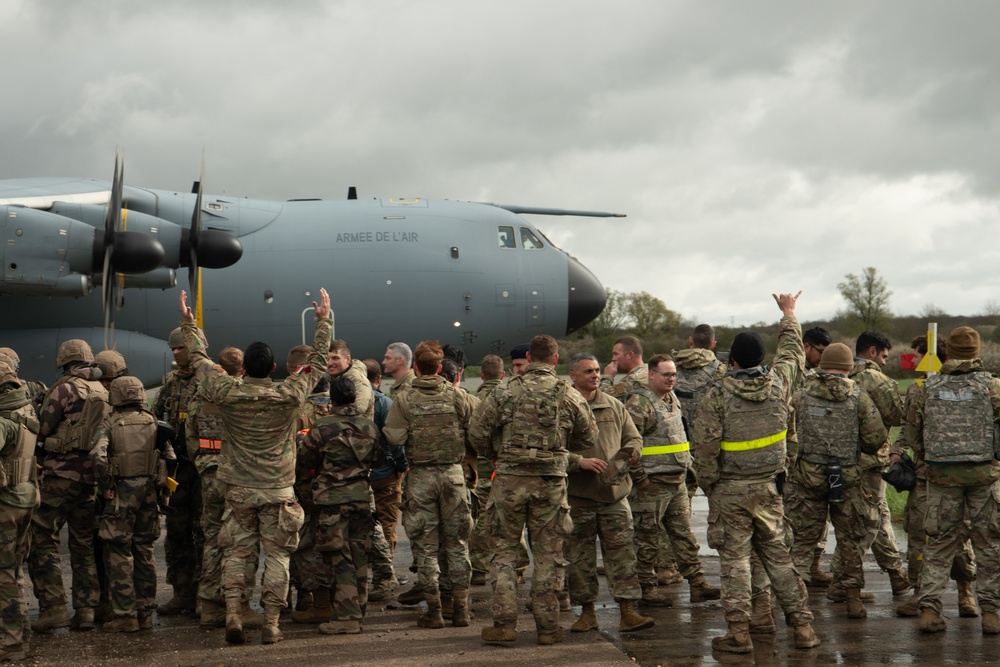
[188,151,206,314]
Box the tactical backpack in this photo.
[407,386,464,465]
[44,377,111,454]
[796,383,862,467]
[718,376,789,477]
[924,372,996,464]
[109,409,160,477]
[501,376,568,459]
[0,402,39,487]
[674,359,721,417]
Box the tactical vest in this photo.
[796,384,862,466]
[45,377,111,454]
[406,387,464,466]
[195,400,225,454]
[674,359,721,417]
[0,402,39,487]
[500,377,568,462]
[719,376,788,478]
[109,410,160,477]
[630,385,690,475]
[924,371,996,464]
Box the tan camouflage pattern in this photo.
[565,496,641,603]
[671,347,725,419]
[600,365,648,401]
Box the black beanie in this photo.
[731,332,766,368]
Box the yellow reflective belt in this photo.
[642,442,690,456]
[720,429,787,452]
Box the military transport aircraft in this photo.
[0,162,611,386]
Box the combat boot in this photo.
[827,580,875,603]
[537,626,565,645]
[808,554,833,587]
[558,590,571,612]
[0,644,26,661]
[70,607,95,631]
[417,591,445,629]
[958,580,980,618]
[291,589,332,624]
[319,619,362,635]
[657,566,683,586]
[640,584,673,607]
[138,611,153,630]
[102,616,139,633]
[749,595,776,634]
[200,600,225,629]
[95,602,114,624]
[688,574,721,603]
[33,605,71,632]
[451,587,471,627]
[711,622,752,654]
[571,602,599,632]
[846,587,867,619]
[225,598,245,645]
[918,607,947,633]
[481,623,518,643]
[440,591,453,620]
[261,605,283,645]
[368,574,398,602]
[470,570,487,586]
[294,589,313,612]
[396,583,425,605]
[982,611,1000,635]
[241,601,265,629]
[793,623,821,649]
[889,568,913,596]
[157,592,196,616]
[618,600,655,633]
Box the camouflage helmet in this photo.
[0,356,16,387]
[109,376,147,407]
[0,347,18,364]
[168,327,207,350]
[95,350,128,379]
[56,339,95,368]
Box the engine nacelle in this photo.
[0,206,96,296]
[50,203,185,268]
[122,267,176,289]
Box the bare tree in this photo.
[584,288,629,337]
[837,267,892,331]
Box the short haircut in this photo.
[691,324,715,349]
[442,344,467,369]
[910,335,947,359]
[647,353,674,370]
[529,334,558,364]
[568,352,598,373]
[386,342,412,367]
[614,335,643,359]
[363,358,382,383]
[855,331,891,355]
[329,339,351,355]
[329,375,357,406]
[413,340,444,376]
[286,345,312,369]
[441,358,462,383]
[480,354,504,380]
[803,327,833,347]
[218,347,244,376]
[243,342,274,379]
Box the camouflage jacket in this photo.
[0,385,38,509]
[789,372,887,480]
[470,362,598,477]
[184,318,332,489]
[568,390,642,503]
[600,365,648,401]
[849,358,903,469]
[38,365,107,484]
[692,313,803,488]
[297,405,380,505]
[474,379,503,474]
[383,375,474,466]
[671,347,726,418]
[369,387,408,481]
[332,359,375,419]
[185,389,230,475]
[891,381,927,478]
[388,369,416,399]
[905,358,1000,487]
[153,367,198,459]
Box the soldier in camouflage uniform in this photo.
[297,376,380,635]
[384,341,475,629]
[672,324,726,420]
[626,354,720,607]
[692,292,820,654]
[905,326,1000,635]
[383,342,415,398]
[785,343,887,619]
[563,353,655,634]
[152,327,204,616]
[0,356,40,660]
[91,376,176,632]
[29,339,111,632]
[179,288,331,645]
[0,349,46,416]
[470,334,598,646]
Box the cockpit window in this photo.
[520,227,544,249]
[498,226,516,248]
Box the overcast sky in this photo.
[4,1,999,328]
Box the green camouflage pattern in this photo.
[96,477,160,618]
[317,501,373,621]
[600,365,648,401]
[565,496,641,603]
[628,475,703,584]
[384,376,469,466]
[903,477,974,585]
[626,387,688,480]
[0,400,35,649]
[298,407,379,506]
[849,358,903,469]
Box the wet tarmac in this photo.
[19,495,995,666]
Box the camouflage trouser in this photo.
[317,502,373,621]
[629,475,703,585]
[918,482,1000,614]
[832,468,903,578]
[292,507,330,592]
[164,461,203,598]
[198,467,258,603]
[904,476,975,584]
[565,495,641,604]
[28,473,99,609]
[470,475,529,576]
[219,486,304,608]
[0,504,32,649]
[489,474,572,632]
[98,478,160,618]
[370,473,402,554]
[401,465,472,595]
[368,488,394,583]
[706,480,812,626]
[786,465,878,589]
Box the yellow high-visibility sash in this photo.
[720,429,787,452]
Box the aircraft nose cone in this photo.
[566,255,606,335]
